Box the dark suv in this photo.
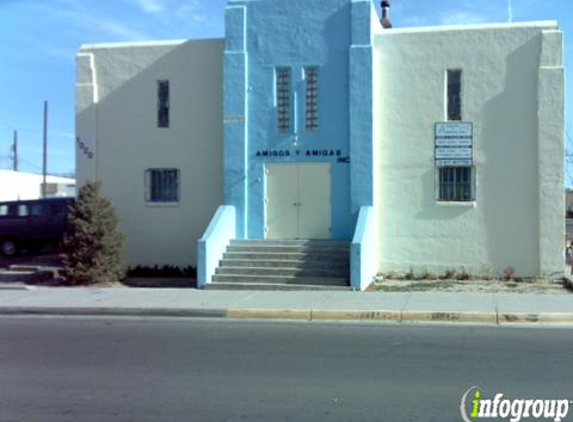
[0,197,74,256]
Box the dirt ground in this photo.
[370,277,571,294]
[0,251,196,288]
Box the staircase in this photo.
[206,239,351,291]
[0,265,57,285]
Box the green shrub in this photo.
[441,269,456,280]
[127,265,197,278]
[456,268,472,280]
[60,181,126,285]
[419,267,438,280]
[502,266,516,281]
[404,267,415,280]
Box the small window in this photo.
[30,203,44,216]
[42,183,58,196]
[447,70,462,121]
[18,205,28,217]
[145,169,180,203]
[157,80,170,128]
[438,167,473,202]
[305,67,319,131]
[276,67,291,132]
[0,204,16,217]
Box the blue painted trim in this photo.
[349,0,374,218]
[351,206,377,290]
[197,206,237,288]
[223,0,376,240]
[224,4,248,237]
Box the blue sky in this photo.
[0,0,571,177]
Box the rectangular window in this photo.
[305,67,319,131]
[145,169,180,203]
[157,80,170,128]
[0,204,16,217]
[276,67,291,132]
[30,203,44,216]
[438,167,473,202]
[447,70,462,121]
[18,205,28,217]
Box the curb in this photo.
[0,307,227,318]
[400,311,497,324]
[497,312,573,325]
[311,310,402,321]
[228,309,310,320]
[0,307,571,325]
[0,284,31,291]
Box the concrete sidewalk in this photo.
[0,287,572,325]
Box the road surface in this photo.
[0,318,571,421]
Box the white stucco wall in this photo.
[76,39,224,267]
[373,22,564,278]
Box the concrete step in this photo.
[230,239,350,248]
[210,239,351,291]
[0,270,54,283]
[223,252,349,261]
[226,245,350,254]
[219,259,350,270]
[9,265,60,273]
[215,266,349,278]
[212,274,349,287]
[205,282,351,291]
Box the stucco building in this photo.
[76,0,565,290]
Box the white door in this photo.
[265,163,331,239]
[266,163,299,239]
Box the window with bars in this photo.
[305,66,319,131]
[438,166,473,202]
[145,169,180,203]
[276,67,291,132]
[447,70,462,121]
[157,80,170,128]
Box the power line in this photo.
[17,157,43,173]
[0,123,73,139]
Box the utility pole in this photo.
[42,101,48,198]
[12,130,18,172]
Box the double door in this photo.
[265,163,331,239]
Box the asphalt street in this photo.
[0,318,572,422]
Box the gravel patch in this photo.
[370,278,570,294]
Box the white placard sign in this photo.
[435,122,473,138]
[434,122,473,165]
[435,137,472,147]
[435,147,472,159]
[436,159,473,167]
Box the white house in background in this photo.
[0,170,76,201]
[76,0,565,289]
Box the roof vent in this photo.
[381,1,392,29]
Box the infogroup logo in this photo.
[460,387,571,422]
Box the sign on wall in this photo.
[435,123,473,167]
[254,149,350,164]
[435,122,472,138]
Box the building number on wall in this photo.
[76,137,94,159]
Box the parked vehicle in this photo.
[0,197,74,256]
